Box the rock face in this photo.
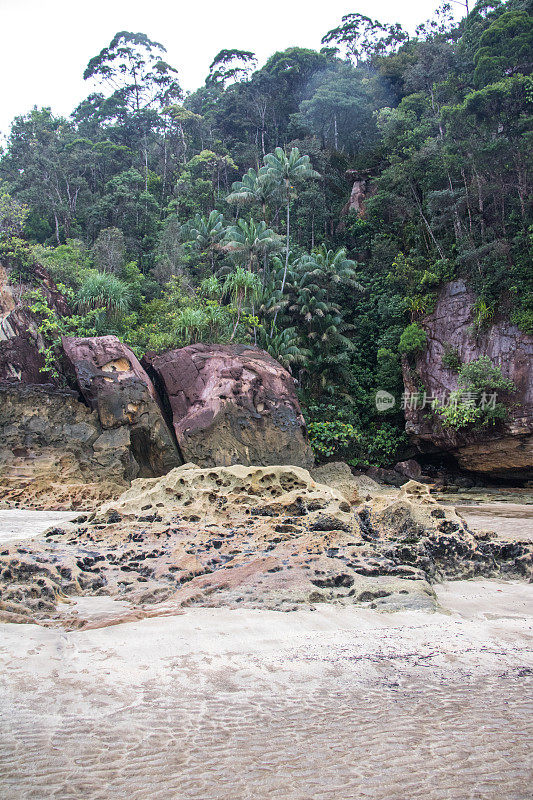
[143,344,314,469]
[0,263,70,383]
[311,461,367,504]
[340,170,375,218]
[0,383,125,508]
[403,280,533,480]
[1,468,530,626]
[62,336,182,478]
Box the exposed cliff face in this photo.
[0,383,127,508]
[402,280,533,480]
[0,264,69,383]
[340,170,376,219]
[143,344,314,470]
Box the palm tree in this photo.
[226,167,278,222]
[76,272,131,317]
[188,210,226,270]
[263,147,320,295]
[259,326,311,371]
[307,244,360,287]
[223,267,261,339]
[224,218,282,274]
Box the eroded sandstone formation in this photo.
[62,336,181,478]
[403,280,533,480]
[1,467,529,627]
[0,383,128,508]
[143,344,314,469]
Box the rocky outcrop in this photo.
[62,336,182,478]
[340,170,375,218]
[403,280,533,480]
[311,461,376,504]
[0,263,70,383]
[143,344,314,469]
[0,332,317,506]
[0,336,184,508]
[0,383,125,508]
[1,469,530,626]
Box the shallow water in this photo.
[452,502,533,540]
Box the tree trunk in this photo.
[280,200,290,293]
[53,212,60,245]
[409,183,444,259]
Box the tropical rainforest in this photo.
[0,0,531,465]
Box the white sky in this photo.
[0,0,463,137]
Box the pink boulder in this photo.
[143,344,314,469]
[62,335,181,477]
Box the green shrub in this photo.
[350,423,408,467]
[398,323,427,354]
[32,239,93,288]
[434,356,515,430]
[441,344,461,372]
[307,420,359,459]
[24,289,105,379]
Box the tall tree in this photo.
[206,49,257,87]
[263,147,320,294]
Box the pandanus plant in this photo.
[223,266,261,340]
[76,272,131,317]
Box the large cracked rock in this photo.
[62,336,181,478]
[143,344,314,469]
[1,470,530,627]
[402,280,533,480]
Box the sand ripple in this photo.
[1,581,532,799]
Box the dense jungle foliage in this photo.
[1,0,531,464]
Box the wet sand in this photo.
[1,580,532,800]
[0,510,76,544]
[454,503,533,541]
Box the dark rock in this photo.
[367,466,406,487]
[394,459,422,479]
[0,262,70,384]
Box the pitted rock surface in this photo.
[0,383,126,506]
[143,344,314,469]
[0,470,530,627]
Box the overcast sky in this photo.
[0,0,463,137]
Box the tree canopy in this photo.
[1,0,531,464]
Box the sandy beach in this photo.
[1,577,532,800]
[0,510,77,545]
